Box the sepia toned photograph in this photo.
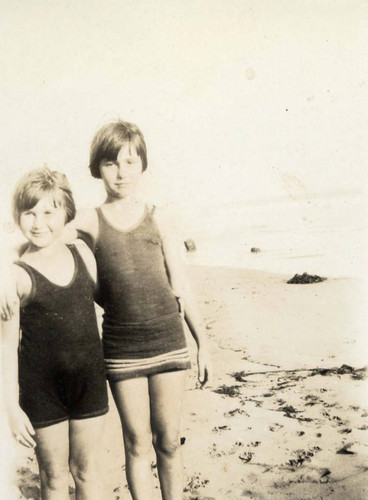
[0,1,367,499]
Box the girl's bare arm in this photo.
[154,207,212,386]
[0,225,27,320]
[64,208,99,248]
[1,266,36,448]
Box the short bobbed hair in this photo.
[89,120,148,178]
[13,168,76,225]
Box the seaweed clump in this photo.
[287,272,327,284]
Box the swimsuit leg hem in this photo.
[32,416,69,429]
[32,407,109,428]
[70,406,109,420]
[107,362,191,383]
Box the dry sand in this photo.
[2,265,367,499]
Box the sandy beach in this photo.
[1,0,367,497]
[2,262,367,499]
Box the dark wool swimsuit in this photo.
[16,245,108,429]
[94,205,191,382]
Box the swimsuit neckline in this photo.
[17,245,78,289]
[97,204,148,234]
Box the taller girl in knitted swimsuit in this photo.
[73,120,212,499]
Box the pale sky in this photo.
[1,0,367,216]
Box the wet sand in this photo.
[2,265,367,499]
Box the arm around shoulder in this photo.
[0,223,27,320]
[66,208,99,247]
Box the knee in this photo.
[124,431,153,458]
[153,431,181,457]
[69,459,95,485]
[39,461,69,491]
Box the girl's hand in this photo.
[197,347,213,387]
[8,406,36,448]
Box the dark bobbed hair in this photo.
[12,168,76,225]
[89,120,148,178]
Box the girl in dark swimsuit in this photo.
[1,168,108,499]
[73,120,212,499]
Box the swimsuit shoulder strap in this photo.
[14,261,36,305]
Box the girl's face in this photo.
[99,143,143,199]
[19,194,67,249]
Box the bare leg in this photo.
[69,415,106,500]
[34,420,70,500]
[110,378,155,500]
[150,370,186,500]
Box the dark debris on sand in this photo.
[19,484,41,500]
[287,272,327,284]
[336,443,356,455]
[310,365,367,380]
[184,473,210,491]
[230,365,367,382]
[17,467,41,499]
[184,239,196,252]
[287,446,321,468]
[278,405,300,417]
[214,384,242,397]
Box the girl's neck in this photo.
[104,195,142,209]
[100,197,146,230]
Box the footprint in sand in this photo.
[214,384,242,397]
[241,490,265,499]
[286,446,321,467]
[224,408,250,418]
[269,423,283,432]
[19,484,41,499]
[17,467,41,499]
[336,443,356,455]
[239,451,253,463]
[212,425,230,433]
[304,394,321,406]
[184,473,210,492]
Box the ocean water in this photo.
[180,191,367,279]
